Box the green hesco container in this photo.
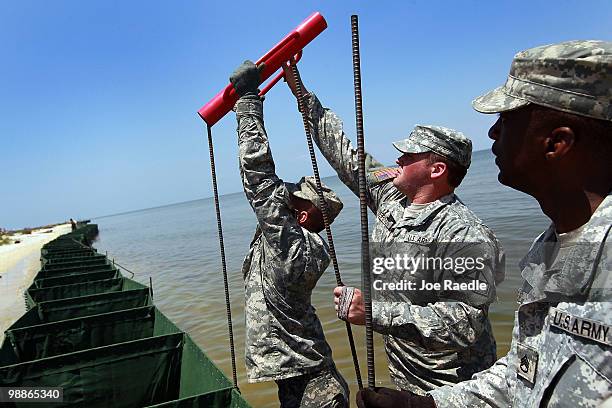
[41,256,108,271]
[0,333,247,408]
[35,264,117,280]
[12,289,152,329]
[146,388,249,408]
[32,270,120,289]
[1,224,250,407]
[25,277,146,307]
[42,249,97,261]
[0,306,181,364]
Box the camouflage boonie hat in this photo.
[287,176,343,222]
[393,125,472,168]
[473,40,612,122]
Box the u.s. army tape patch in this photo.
[404,234,433,244]
[549,307,611,346]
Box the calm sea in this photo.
[93,149,549,407]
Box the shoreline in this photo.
[0,223,72,341]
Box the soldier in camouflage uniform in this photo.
[283,66,505,395]
[230,61,349,408]
[358,40,612,408]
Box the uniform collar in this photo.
[520,193,612,302]
[393,193,457,228]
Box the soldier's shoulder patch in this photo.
[368,167,399,184]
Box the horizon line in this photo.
[93,148,492,220]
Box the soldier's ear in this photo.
[296,210,308,224]
[545,127,575,161]
[430,161,447,180]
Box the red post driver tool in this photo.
[197,12,327,126]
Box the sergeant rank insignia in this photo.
[516,343,538,384]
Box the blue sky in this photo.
[2,1,611,229]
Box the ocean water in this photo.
[93,149,549,407]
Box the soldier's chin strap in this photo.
[205,124,238,390]
[289,60,364,390]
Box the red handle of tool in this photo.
[197,12,327,126]
[259,50,302,96]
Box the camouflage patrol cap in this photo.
[473,40,612,121]
[393,125,472,168]
[288,176,343,222]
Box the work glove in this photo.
[230,60,264,97]
[356,387,437,408]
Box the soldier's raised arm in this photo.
[232,62,307,258]
[282,63,403,213]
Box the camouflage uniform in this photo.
[302,93,505,394]
[235,95,349,407]
[277,367,350,408]
[430,195,612,407]
[429,40,612,407]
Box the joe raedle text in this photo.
[373,279,488,291]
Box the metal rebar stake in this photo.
[206,124,238,389]
[351,14,375,389]
[290,64,363,390]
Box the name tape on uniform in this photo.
[549,307,611,346]
[404,234,433,244]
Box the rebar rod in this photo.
[351,14,375,389]
[206,124,239,389]
[290,64,363,390]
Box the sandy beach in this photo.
[0,224,72,341]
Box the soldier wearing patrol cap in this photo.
[358,40,612,408]
[282,65,505,395]
[230,61,349,408]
